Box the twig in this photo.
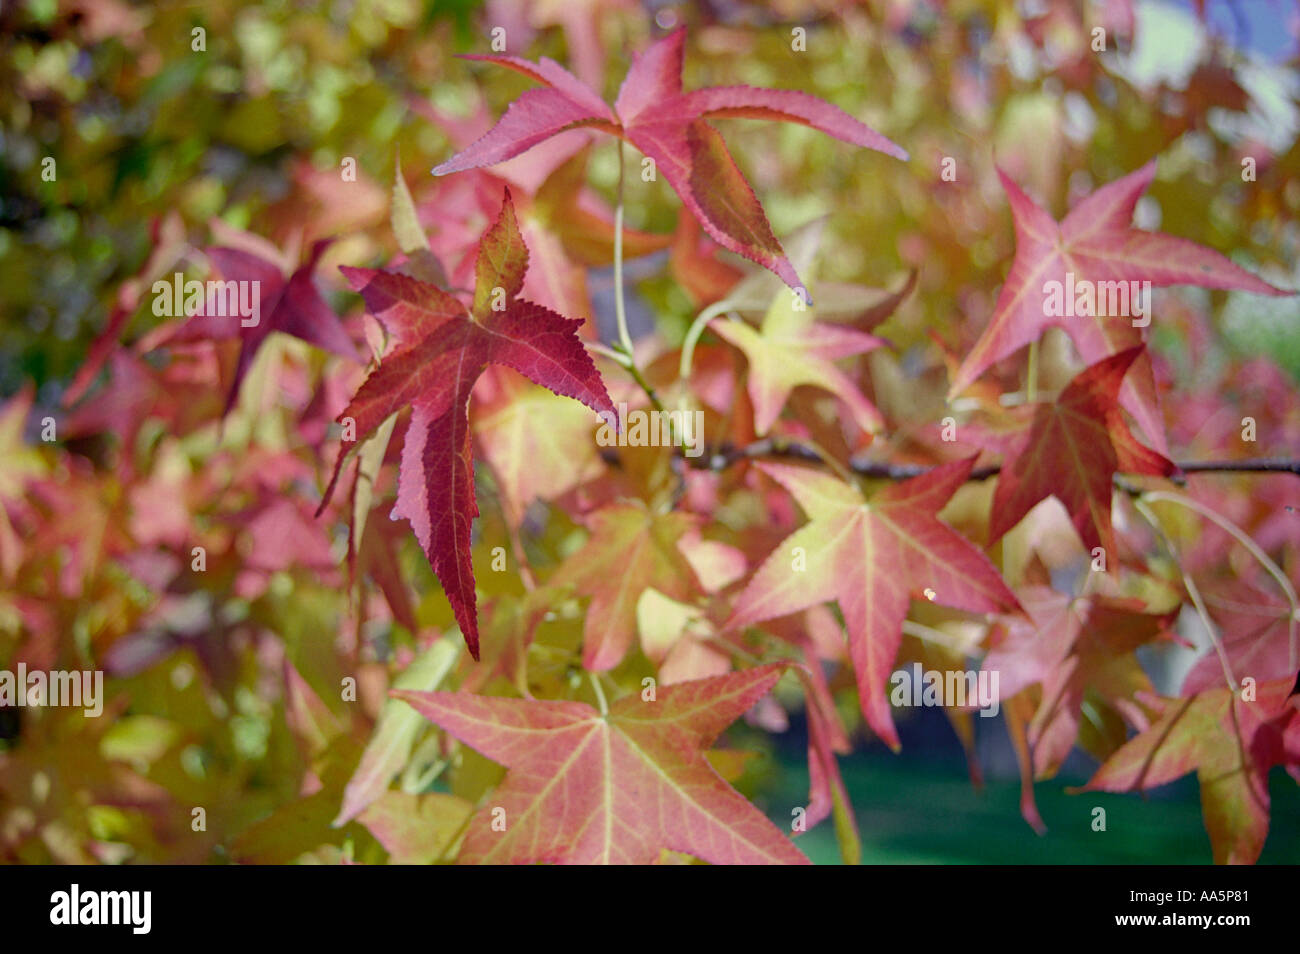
[1177,459,1300,476]
[677,440,1300,482]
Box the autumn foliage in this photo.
[2,1,1299,866]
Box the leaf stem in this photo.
[584,339,633,367]
[612,138,633,357]
[1026,338,1039,404]
[1133,497,1238,691]
[589,671,609,717]
[1141,489,1298,672]
[603,140,667,418]
[901,620,967,652]
[678,299,736,382]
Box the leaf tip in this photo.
[338,265,373,292]
[885,142,910,162]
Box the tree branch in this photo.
[674,439,1300,481]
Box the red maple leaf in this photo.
[430,27,906,297]
[988,346,1175,557]
[948,160,1287,451]
[392,665,809,864]
[320,189,615,658]
[726,457,1020,749]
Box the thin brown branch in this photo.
[1176,458,1300,476]
[677,440,1300,481]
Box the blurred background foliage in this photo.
[4,0,1299,397]
[1,0,1298,863]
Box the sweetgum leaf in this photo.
[1182,577,1300,696]
[727,458,1020,750]
[321,190,615,656]
[711,291,888,436]
[949,161,1289,451]
[473,374,606,524]
[1082,678,1299,864]
[431,28,906,298]
[988,346,1175,557]
[552,501,703,671]
[983,584,1175,779]
[393,665,809,864]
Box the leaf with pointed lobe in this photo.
[321,190,615,658]
[552,501,703,671]
[432,27,906,297]
[983,585,1175,778]
[390,152,448,287]
[708,217,895,435]
[1182,577,1300,696]
[393,665,809,864]
[635,588,731,685]
[473,374,606,524]
[988,347,1175,558]
[711,299,887,436]
[726,458,1020,749]
[1082,678,1299,864]
[948,160,1288,451]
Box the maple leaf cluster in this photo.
[4,3,1300,868]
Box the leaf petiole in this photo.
[589,671,609,717]
[1141,490,1298,673]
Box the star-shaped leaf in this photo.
[988,346,1174,557]
[948,160,1287,449]
[552,501,703,671]
[431,27,906,297]
[392,665,809,864]
[711,281,888,436]
[704,217,895,435]
[1082,678,1299,864]
[319,190,615,658]
[726,458,1020,749]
